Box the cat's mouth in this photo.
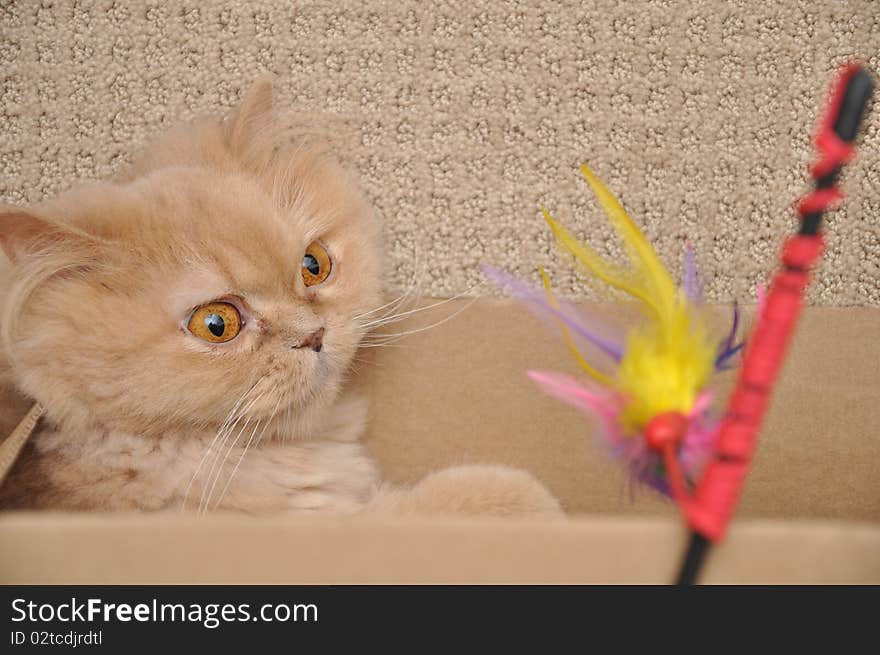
[240,355,336,419]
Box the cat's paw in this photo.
[383,464,563,518]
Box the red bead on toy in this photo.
[644,411,688,451]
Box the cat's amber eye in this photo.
[302,241,332,287]
[187,302,242,343]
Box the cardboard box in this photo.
[1,300,878,583]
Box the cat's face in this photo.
[0,81,382,436]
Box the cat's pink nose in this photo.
[295,327,324,352]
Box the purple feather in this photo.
[682,242,704,304]
[482,265,624,361]
[715,302,744,370]
[722,301,740,353]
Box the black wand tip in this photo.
[675,532,710,586]
[834,67,874,143]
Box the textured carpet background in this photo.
[1,1,878,304]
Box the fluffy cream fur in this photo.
[0,79,560,519]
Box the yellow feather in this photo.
[578,163,678,321]
[538,267,612,386]
[542,207,654,308]
[542,164,718,428]
[617,303,715,428]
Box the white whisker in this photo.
[181,378,262,512]
[353,290,413,321]
[351,355,384,367]
[360,281,484,331]
[197,391,264,514]
[353,246,425,323]
[212,396,285,511]
[361,296,480,345]
[201,412,260,516]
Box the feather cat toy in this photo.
[486,63,873,584]
[485,165,734,499]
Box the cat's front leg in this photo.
[365,464,563,519]
[200,439,381,515]
[190,395,379,515]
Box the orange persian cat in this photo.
[0,79,560,518]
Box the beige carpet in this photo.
[1,1,877,304]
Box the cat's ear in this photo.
[226,75,275,152]
[0,207,93,264]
